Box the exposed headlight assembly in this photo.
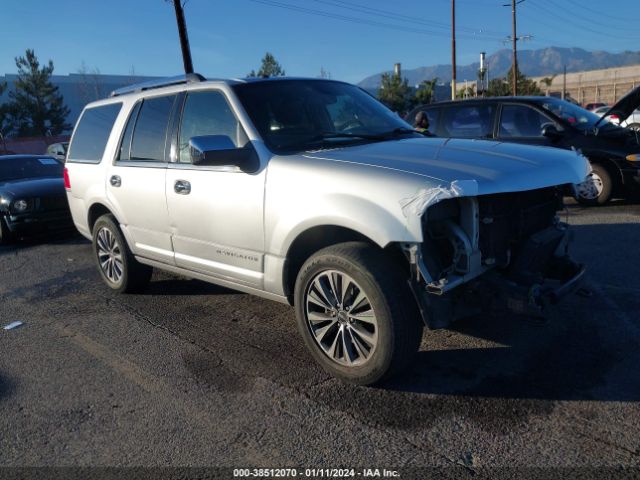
[626,154,640,162]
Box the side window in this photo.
[178,90,245,163]
[129,95,176,162]
[117,102,141,161]
[499,105,550,138]
[439,105,495,138]
[67,103,122,163]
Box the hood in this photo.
[0,177,65,199]
[304,137,590,196]
[597,84,640,125]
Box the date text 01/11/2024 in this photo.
[233,468,400,477]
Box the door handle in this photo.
[174,180,191,195]
[110,175,121,187]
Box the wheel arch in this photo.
[87,202,121,234]
[283,224,409,301]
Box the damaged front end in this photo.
[404,185,585,329]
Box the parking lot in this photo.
[0,200,639,472]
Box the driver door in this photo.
[496,103,558,147]
[165,89,266,288]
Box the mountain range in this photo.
[358,47,640,89]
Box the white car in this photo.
[593,105,640,131]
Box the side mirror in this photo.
[542,124,563,140]
[189,135,259,172]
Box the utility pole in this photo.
[451,0,457,100]
[504,0,525,96]
[169,0,194,74]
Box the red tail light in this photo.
[63,167,71,189]
[608,114,620,124]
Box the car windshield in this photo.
[233,80,418,152]
[538,98,603,130]
[0,156,63,182]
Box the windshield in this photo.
[0,156,63,182]
[538,98,604,130]
[233,80,417,152]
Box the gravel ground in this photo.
[0,200,638,476]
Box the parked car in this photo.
[0,155,73,244]
[584,102,607,111]
[46,142,69,161]
[407,90,640,205]
[65,75,588,385]
[593,105,640,132]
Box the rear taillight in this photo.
[608,114,620,124]
[63,167,71,189]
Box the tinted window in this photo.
[233,80,415,153]
[118,102,142,161]
[130,95,176,162]
[499,105,550,138]
[439,104,495,138]
[67,103,122,162]
[0,157,63,182]
[178,90,245,163]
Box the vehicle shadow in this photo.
[0,230,85,255]
[0,374,16,402]
[144,275,241,296]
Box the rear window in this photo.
[129,95,176,162]
[67,103,122,163]
[439,104,495,138]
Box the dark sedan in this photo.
[0,155,73,244]
[407,91,640,205]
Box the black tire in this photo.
[92,214,152,293]
[575,163,612,206]
[0,217,13,245]
[294,241,423,386]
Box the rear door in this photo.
[437,103,497,139]
[106,94,178,264]
[165,89,266,287]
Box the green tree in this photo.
[486,67,542,97]
[248,52,286,78]
[377,72,414,113]
[414,78,438,105]
[8,49,70,136]
[0,81,10,137]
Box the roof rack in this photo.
[110,73,206,97]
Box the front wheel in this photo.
[575,164,612,206]
[294,242,423,385]
[92,214,152,293]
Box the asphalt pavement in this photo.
[0,200,639,475]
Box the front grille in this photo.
[37,195,69,212]
[477,187,561,265]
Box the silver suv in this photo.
[65,74,589,385]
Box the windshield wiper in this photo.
[310,132,387,141]
[379,127,419,137]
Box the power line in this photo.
[308,0,507,37]
[247,0,506,41]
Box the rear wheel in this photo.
[294,242,423,385]
[92,214,152,293]
[575,164,612,206]
[626,123,640,132]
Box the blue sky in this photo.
[1,0,639,84]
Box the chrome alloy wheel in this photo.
[305,270,378,367]
[576,172,604,200]
[96,227,124,284]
